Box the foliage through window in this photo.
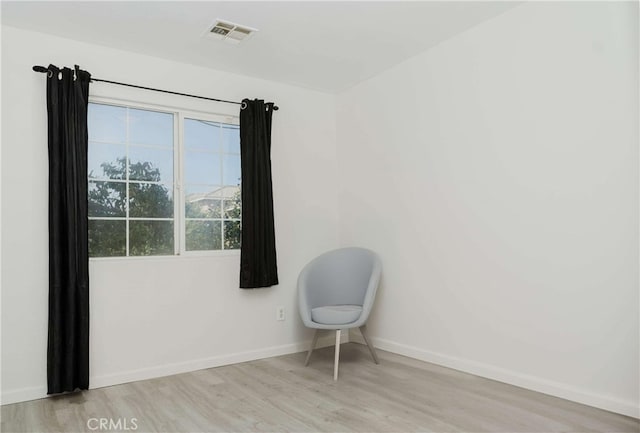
[87,102,241,257]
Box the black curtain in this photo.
[239,99,279,288]
[46,65,91,394]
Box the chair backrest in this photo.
[301,247,381,309]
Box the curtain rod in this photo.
[32,65,278,110]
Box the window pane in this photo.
[224,220,241,250]
[88,104,244,258]
[184,151,221,184]
[89,181,126,217]
[185,118,221,152]
[129,146,173,182]
[129,183,173,218]
[88,104,126,143]
[186,220,221,251]
[185,185,222,218]
[129,108,173,147]
[129,220,174,256]
[89,220,126,257]
[223,195,241,219]
[88,143,126,180]
[222,125,240,153]
[223,154,241,186]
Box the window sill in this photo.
[89,250,241,262]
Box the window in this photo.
[87,101,241,257]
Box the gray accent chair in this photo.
[297,247,382,380]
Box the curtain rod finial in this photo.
[32,65,49,73]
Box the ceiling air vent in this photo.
[206,20,257,45]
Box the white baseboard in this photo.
[5,332,636,419]
[1,332,348,406]
[0,385,48,406]
[349,332,639,419]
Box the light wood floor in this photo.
[2,343,638,433]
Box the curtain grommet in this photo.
[47,70,53,78]
[241,101,248,110]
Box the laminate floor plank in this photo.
[1,344,638,433]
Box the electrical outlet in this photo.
[276,306,285,321]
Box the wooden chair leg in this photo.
[360,325,379,364]
[334,329,341,380]
[304,329,320,366]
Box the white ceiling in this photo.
[2,1,519,93]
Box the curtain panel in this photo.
[46,65,91,394]
[239,99,279,288]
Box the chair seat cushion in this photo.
[311,305,363,325]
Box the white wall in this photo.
[338,2,639,418]
[1,26,341,404]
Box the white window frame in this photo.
[89,96,241,260]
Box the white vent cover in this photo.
[206,20,257,44]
